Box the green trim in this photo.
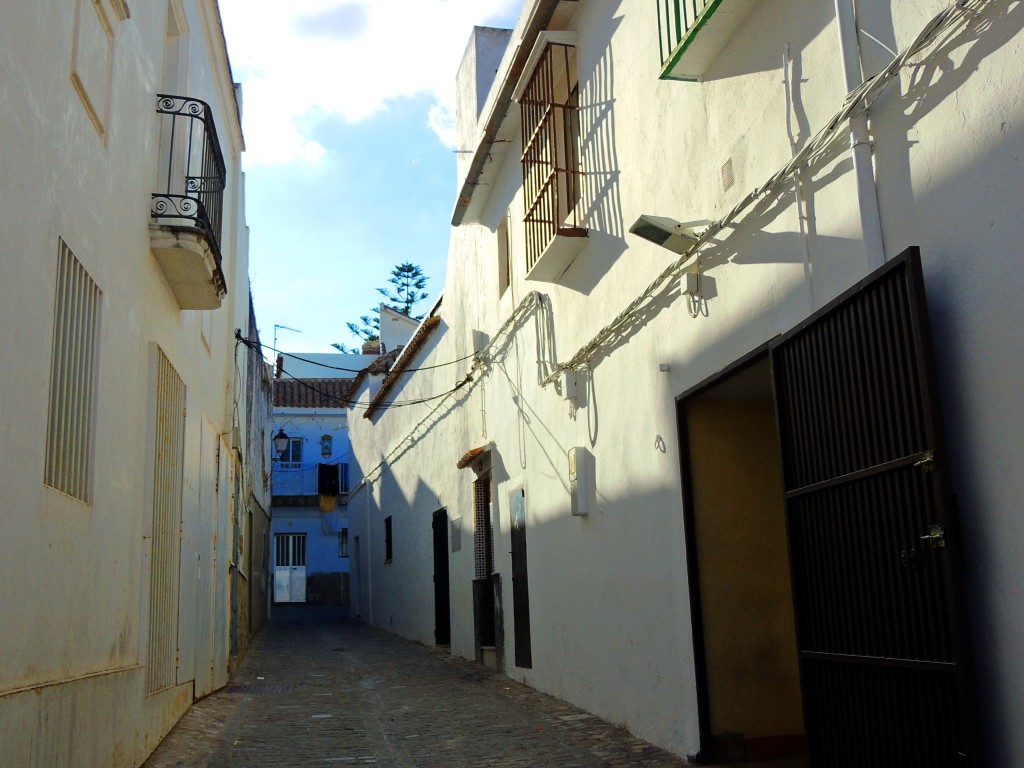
[658,0,726,82]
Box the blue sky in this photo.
[217,0,523,353]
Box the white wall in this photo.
[348,0,1024,762]
[0,1,257,765]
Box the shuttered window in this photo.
[44,239,101,502]
[146,346,186,694]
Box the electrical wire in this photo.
[538,0,990,386]
[242,337,478,373]
[347,0,992,489]
[264,352,475,411]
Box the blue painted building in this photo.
[270,376,354,607]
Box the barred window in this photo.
[339,528,349,558]
[44,239,101,502]
[519,41,583,274]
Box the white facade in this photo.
[0,1,266,766]
[347,1,1024,764]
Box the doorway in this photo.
[678,249,976,766]
[432,509,451,646]
[509,487,532,669]
[680,358,805,764]
[273,532,307,603]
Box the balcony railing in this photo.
[273,462,350,500]
[657,0,757,81]
[150,94,228,308]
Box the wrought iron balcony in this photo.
[273,462,351,505]
[657,0,758,81]
[150,94,228,309]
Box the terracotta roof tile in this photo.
[456,446,488,469]
[273,378,354,408]
[364,315,442,419]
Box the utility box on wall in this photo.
[568,446,593,516]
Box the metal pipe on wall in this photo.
[834,0,886,268]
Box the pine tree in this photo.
[341,262,429,344]
[377,262,429,319]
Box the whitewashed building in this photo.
[0,1,267,766]
[347,1,1024,765]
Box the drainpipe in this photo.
[833,0,885,269]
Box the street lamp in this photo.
[272,429,290,458]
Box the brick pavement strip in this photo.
[142,612,690,768]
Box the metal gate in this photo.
[769,248,975,766]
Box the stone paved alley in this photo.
[142,607,691,767]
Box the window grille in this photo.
[45,239,101,502]
[473,473,494,580]
[520,42,582,273]
[146,346,185,694]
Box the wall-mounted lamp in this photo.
[272,428,290,458]
[629,215,711,255]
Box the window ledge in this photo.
[525,227,588,282]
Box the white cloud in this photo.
[218,0,522,166]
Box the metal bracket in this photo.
[920,524,946,549]
[914,450,935,473]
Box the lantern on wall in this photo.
[320,434,333,458]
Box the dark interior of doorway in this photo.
[679,357,808,766]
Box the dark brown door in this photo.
[770,247,975,766]
[432,509,451,646]
[510,488,532,668]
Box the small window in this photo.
[339,528,349,558]
[339,462,350,494]
[280,437,303,468]
[451,517,463,553]
[384,516,393,562]
[45,239,101,502]
[497,211,511,297]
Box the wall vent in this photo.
[721,157,735,192]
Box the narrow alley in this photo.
[141,608,690,767]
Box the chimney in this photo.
[275,354,283,378]
[456,27,513,178]
[362,340,381,355]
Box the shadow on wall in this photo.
[701,0,832,81]
[562,6,626,295]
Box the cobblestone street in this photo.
[142,607,690,767]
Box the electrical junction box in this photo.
[568,446,593,516]
[683,271,700,296]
